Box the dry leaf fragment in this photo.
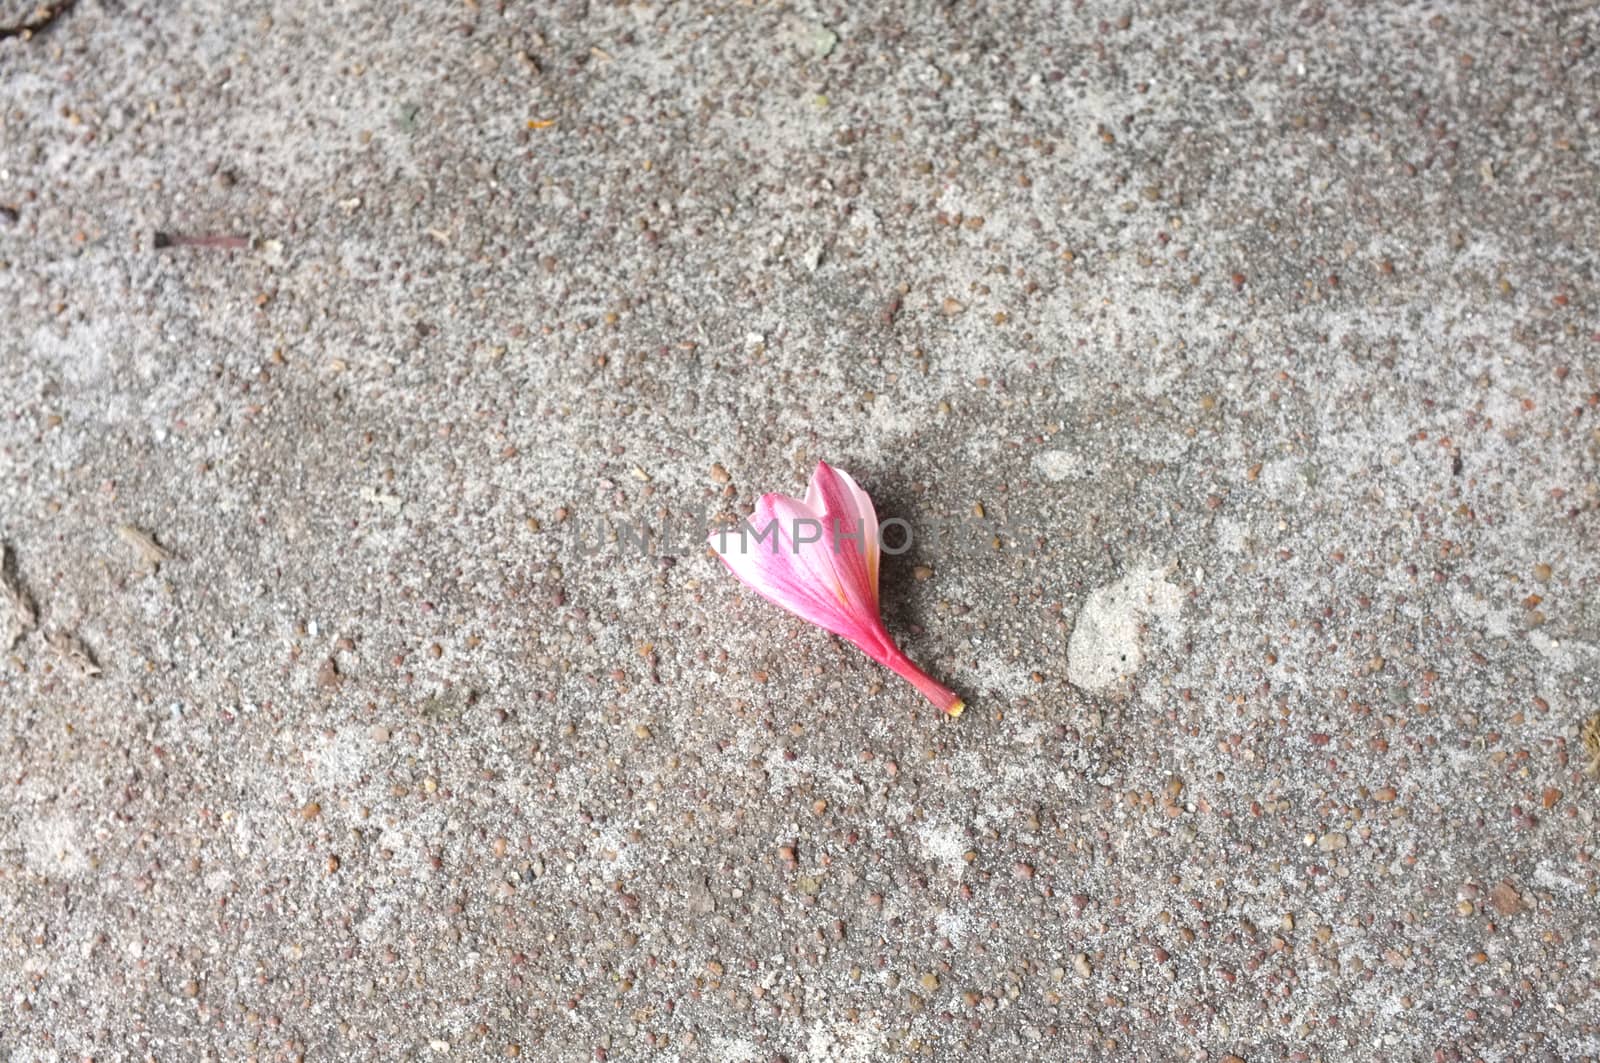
[47,630,102,678]
[117,524,175,569]
[1,544,36,627]
[1582,712,1600,779]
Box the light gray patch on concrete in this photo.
[1067,565,1184,695]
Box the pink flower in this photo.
[709,461,965,716]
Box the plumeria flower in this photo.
[709,461,964,717]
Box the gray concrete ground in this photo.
[2,1,1598,1060]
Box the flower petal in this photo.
[708,462,961,716]
[809,461,879,614]
[710,494,870,642]
[826,465,879,603]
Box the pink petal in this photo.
[708,462,962,716]
[710,509,857,638]
[815,462,880,605]
[802,462,879,619]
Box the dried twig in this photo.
[153,232,251,251]
[0,0,77,40]
[47,630,101,678]
[117,523,175,570]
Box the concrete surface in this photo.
[2,1,1599,1060]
